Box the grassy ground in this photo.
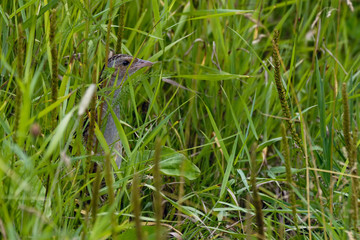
[1,0,360,239]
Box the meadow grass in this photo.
[0,0,359,239]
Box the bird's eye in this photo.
[122,60,130,66]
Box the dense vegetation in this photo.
[1,0,359,239]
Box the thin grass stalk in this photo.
[351,141,359,231]
[115,3,126,53]
[100,0,114,144]
[272,30,303,153]
[342,83,359,231]
[86,67,98,173]
[244,194,252,238]
[132,172,142,240]
[186,54,202,151]
[90,167,102,225]
[350,178,359,231]
[351,128,358,232]
[104,153,116,237]
[82,0,91,199]
[304,125,328,240]
[287,53,327,239]
[105,0,114,65]
[153,138,163,239]
[83,0,90,81]
[43,10,59,214]
[329,1,343,236]
[281,124,299,236]
[13,24,24,143]
[250,143,265,239]
[351,128,357,175]
[177,157,185,227]
[278,220,284,240]
[10,23,24,199]
[342,83,352,157]
[50,9,58,129]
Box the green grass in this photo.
[1,0,360,239]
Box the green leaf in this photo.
[159,147,200,180]
[142,147,200,180]
[166,74,249,81]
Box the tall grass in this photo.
[0,0,359,239]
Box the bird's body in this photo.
[95,54,153,167]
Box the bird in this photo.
[84,54,154,168]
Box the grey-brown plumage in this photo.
[85,54,153,168]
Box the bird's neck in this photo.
[100,73,142,147]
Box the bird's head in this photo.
[106,54,153,82]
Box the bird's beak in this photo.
[137,59,154,68]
